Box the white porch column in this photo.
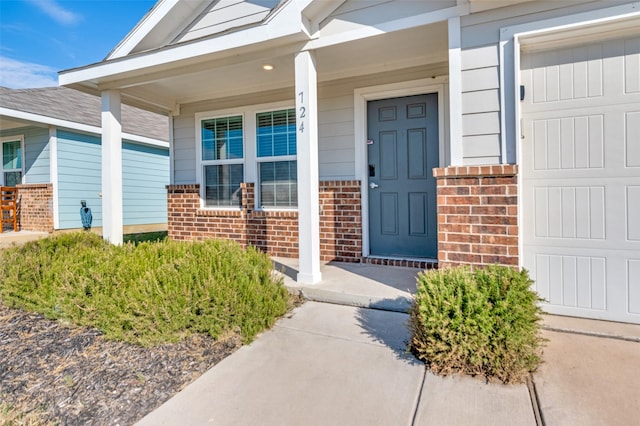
[101,90,123,245]
[448,16,463,166]
[295,50,322,284]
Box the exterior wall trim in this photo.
[354,77,448,258]
[48,126,60,229]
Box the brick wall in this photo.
[167,180,362,262]
[16,183,54,232]
[433,165,518,268]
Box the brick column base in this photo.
[15,183,54,232]
[433,165,518,268]
[167,180,362,262]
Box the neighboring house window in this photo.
[256,109,297,208]
[201,116,244,207]
[1,138,23,186]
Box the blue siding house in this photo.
[0,86,169,233]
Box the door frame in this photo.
[354,77,447,258]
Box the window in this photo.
[256,109,297,208]
[200,116,244,207]
[2,139,23,187]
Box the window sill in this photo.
[196,208,243,217]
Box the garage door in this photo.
[521,35,640,324]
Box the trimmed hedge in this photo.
[409,265,545,383]
[0,232,290,346]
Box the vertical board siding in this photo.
[122,141,170,225]
[0,126,50,184]
[56,130,170,229]
[56,130,103,229]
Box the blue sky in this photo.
[0,0,157,88]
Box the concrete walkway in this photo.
[0,230,48,249]
[136,260,640,426]
[136,302,536,426]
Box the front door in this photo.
[367,94,438,258]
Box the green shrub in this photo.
[0,232,290,346]
[408,265,544,383]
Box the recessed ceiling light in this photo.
[262,64,274,71]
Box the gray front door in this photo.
[367,94,438,258]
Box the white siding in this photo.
[174,64,448,183]
[457,0,633,164]
[460,45,501,165]
[320,0,456,36]
[174,0,279,44]
[172,115,196,184]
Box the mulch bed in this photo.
[0,302,242,425]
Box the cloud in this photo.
[0,56,58,89]
[26,0,82,26]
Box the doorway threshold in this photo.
[363,256,437,270]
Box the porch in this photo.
[274,256,422,313]
[0,230,49,249]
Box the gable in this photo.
[109,0,286,59]
[174,0,282,44]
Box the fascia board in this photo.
[306,4,467,50]
[108,0,180,60]
[0,107,169,149]
[60,1,307,87]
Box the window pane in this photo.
[3,141,21,169]
[256,109,296,157]
[259,161,297,207]
[4,172,21,187]
[204,164,243,207]
[201,116,243,161]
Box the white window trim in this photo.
[195,111,246,210]
[0,135,25,186]
[195,100,295,211]
[254,106,297,211]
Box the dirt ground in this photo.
[0,302,242,425]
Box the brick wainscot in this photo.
[434,165,518,268]
[16,183,54,232]
[167,180,362,262]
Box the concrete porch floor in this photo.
[273,257,420,313]
[0,230,49,249]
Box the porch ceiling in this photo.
[76,22,448,113]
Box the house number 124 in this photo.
[298,91,306,133]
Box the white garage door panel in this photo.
[522,34,640,324]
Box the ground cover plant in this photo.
[123,230,168,245]
[0,232,291,346]
[409,265,544,384]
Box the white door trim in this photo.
[354,77,447,258]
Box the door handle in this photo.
[369,182,379,189]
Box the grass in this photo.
[408,265,545,384]
[0,232,291,346]
[123,231,168,245]
[0,402,54,426]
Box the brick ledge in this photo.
[433,165,518,178]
